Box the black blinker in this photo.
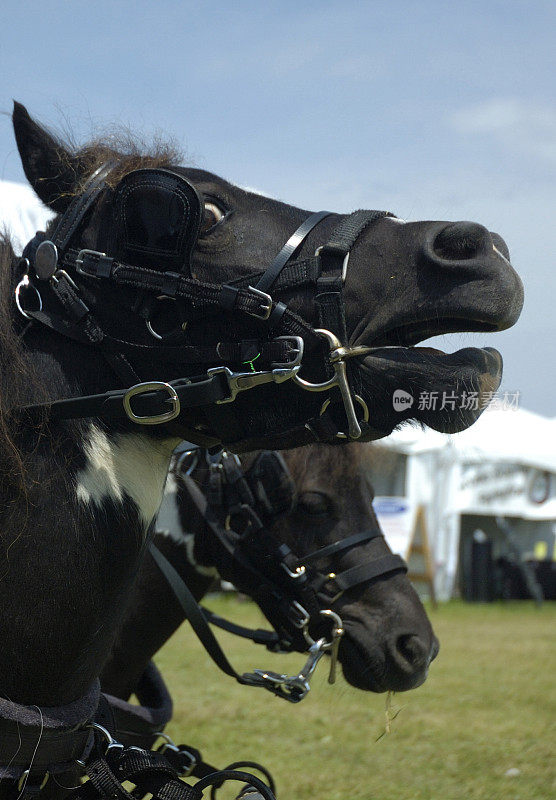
[245,451,295,519]
[110,168,203,275]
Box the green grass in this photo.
[153,598,556,800]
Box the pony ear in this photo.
[12,101,87,214]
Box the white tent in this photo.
[369,407,556,600]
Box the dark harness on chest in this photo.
[15,163,391,444]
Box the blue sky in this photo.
[1,0,554,414]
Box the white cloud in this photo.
[450,99,556,166]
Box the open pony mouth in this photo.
[354,316,505,436]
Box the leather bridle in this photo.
[14,163,392,444]
[148,445,407,703]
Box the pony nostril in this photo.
[395,633,430,671]
[433,222,492,261]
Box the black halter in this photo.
[148,446,407,703]
[15,164,391,444]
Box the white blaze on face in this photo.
[76,424,178,528]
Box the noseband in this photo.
[15,163,391,443]
[148,445,407,703]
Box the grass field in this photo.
[153,597,555,800]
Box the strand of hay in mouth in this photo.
[376,692,404,741]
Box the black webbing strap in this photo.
[79,749,277,800]
[299,529,383,566]
[317,209,391,271]
[315,209,391,343]
[66,249,324,350]
[254,211,332,293]
[97,663,173,751]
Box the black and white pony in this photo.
[0,102,523,799]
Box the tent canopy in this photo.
[380,407,556,472]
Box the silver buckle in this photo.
[245,285,272,320]
[123,381,180,425]
[315,246,350,283]
[271,335,304,375]
[75,249,107,278]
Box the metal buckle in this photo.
[293,328,366,439]
[85,722,124,756]
[245,285,273,320]
[289,600,310,629]
[315,245,350,283]
[155,732,197,777]
[281,563,306,579]
[75,249,107,278]
[17,769,49,793]
[242,609,344,701]
[123,381,181,425]
[271,335,304,375]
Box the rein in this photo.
[14,164,392,444]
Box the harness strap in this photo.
[0,681,99,781]
[50,163,116,252]
[254,211,332,293]
[299,529,383,565]
[97,663,173,751]
[320,554,407,598]
[148,543,246,685]
[19,371,232,424]
[200,608,280,648]
[64,249,324,350]
[147,543,308,703]
[318,209,391,272]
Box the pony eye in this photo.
[297,491,333,518]
[200,201,225,235]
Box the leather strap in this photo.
[20,371,231,424]
[300,529,383,566]
[254,211,332,293]
[321,554,407,596]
